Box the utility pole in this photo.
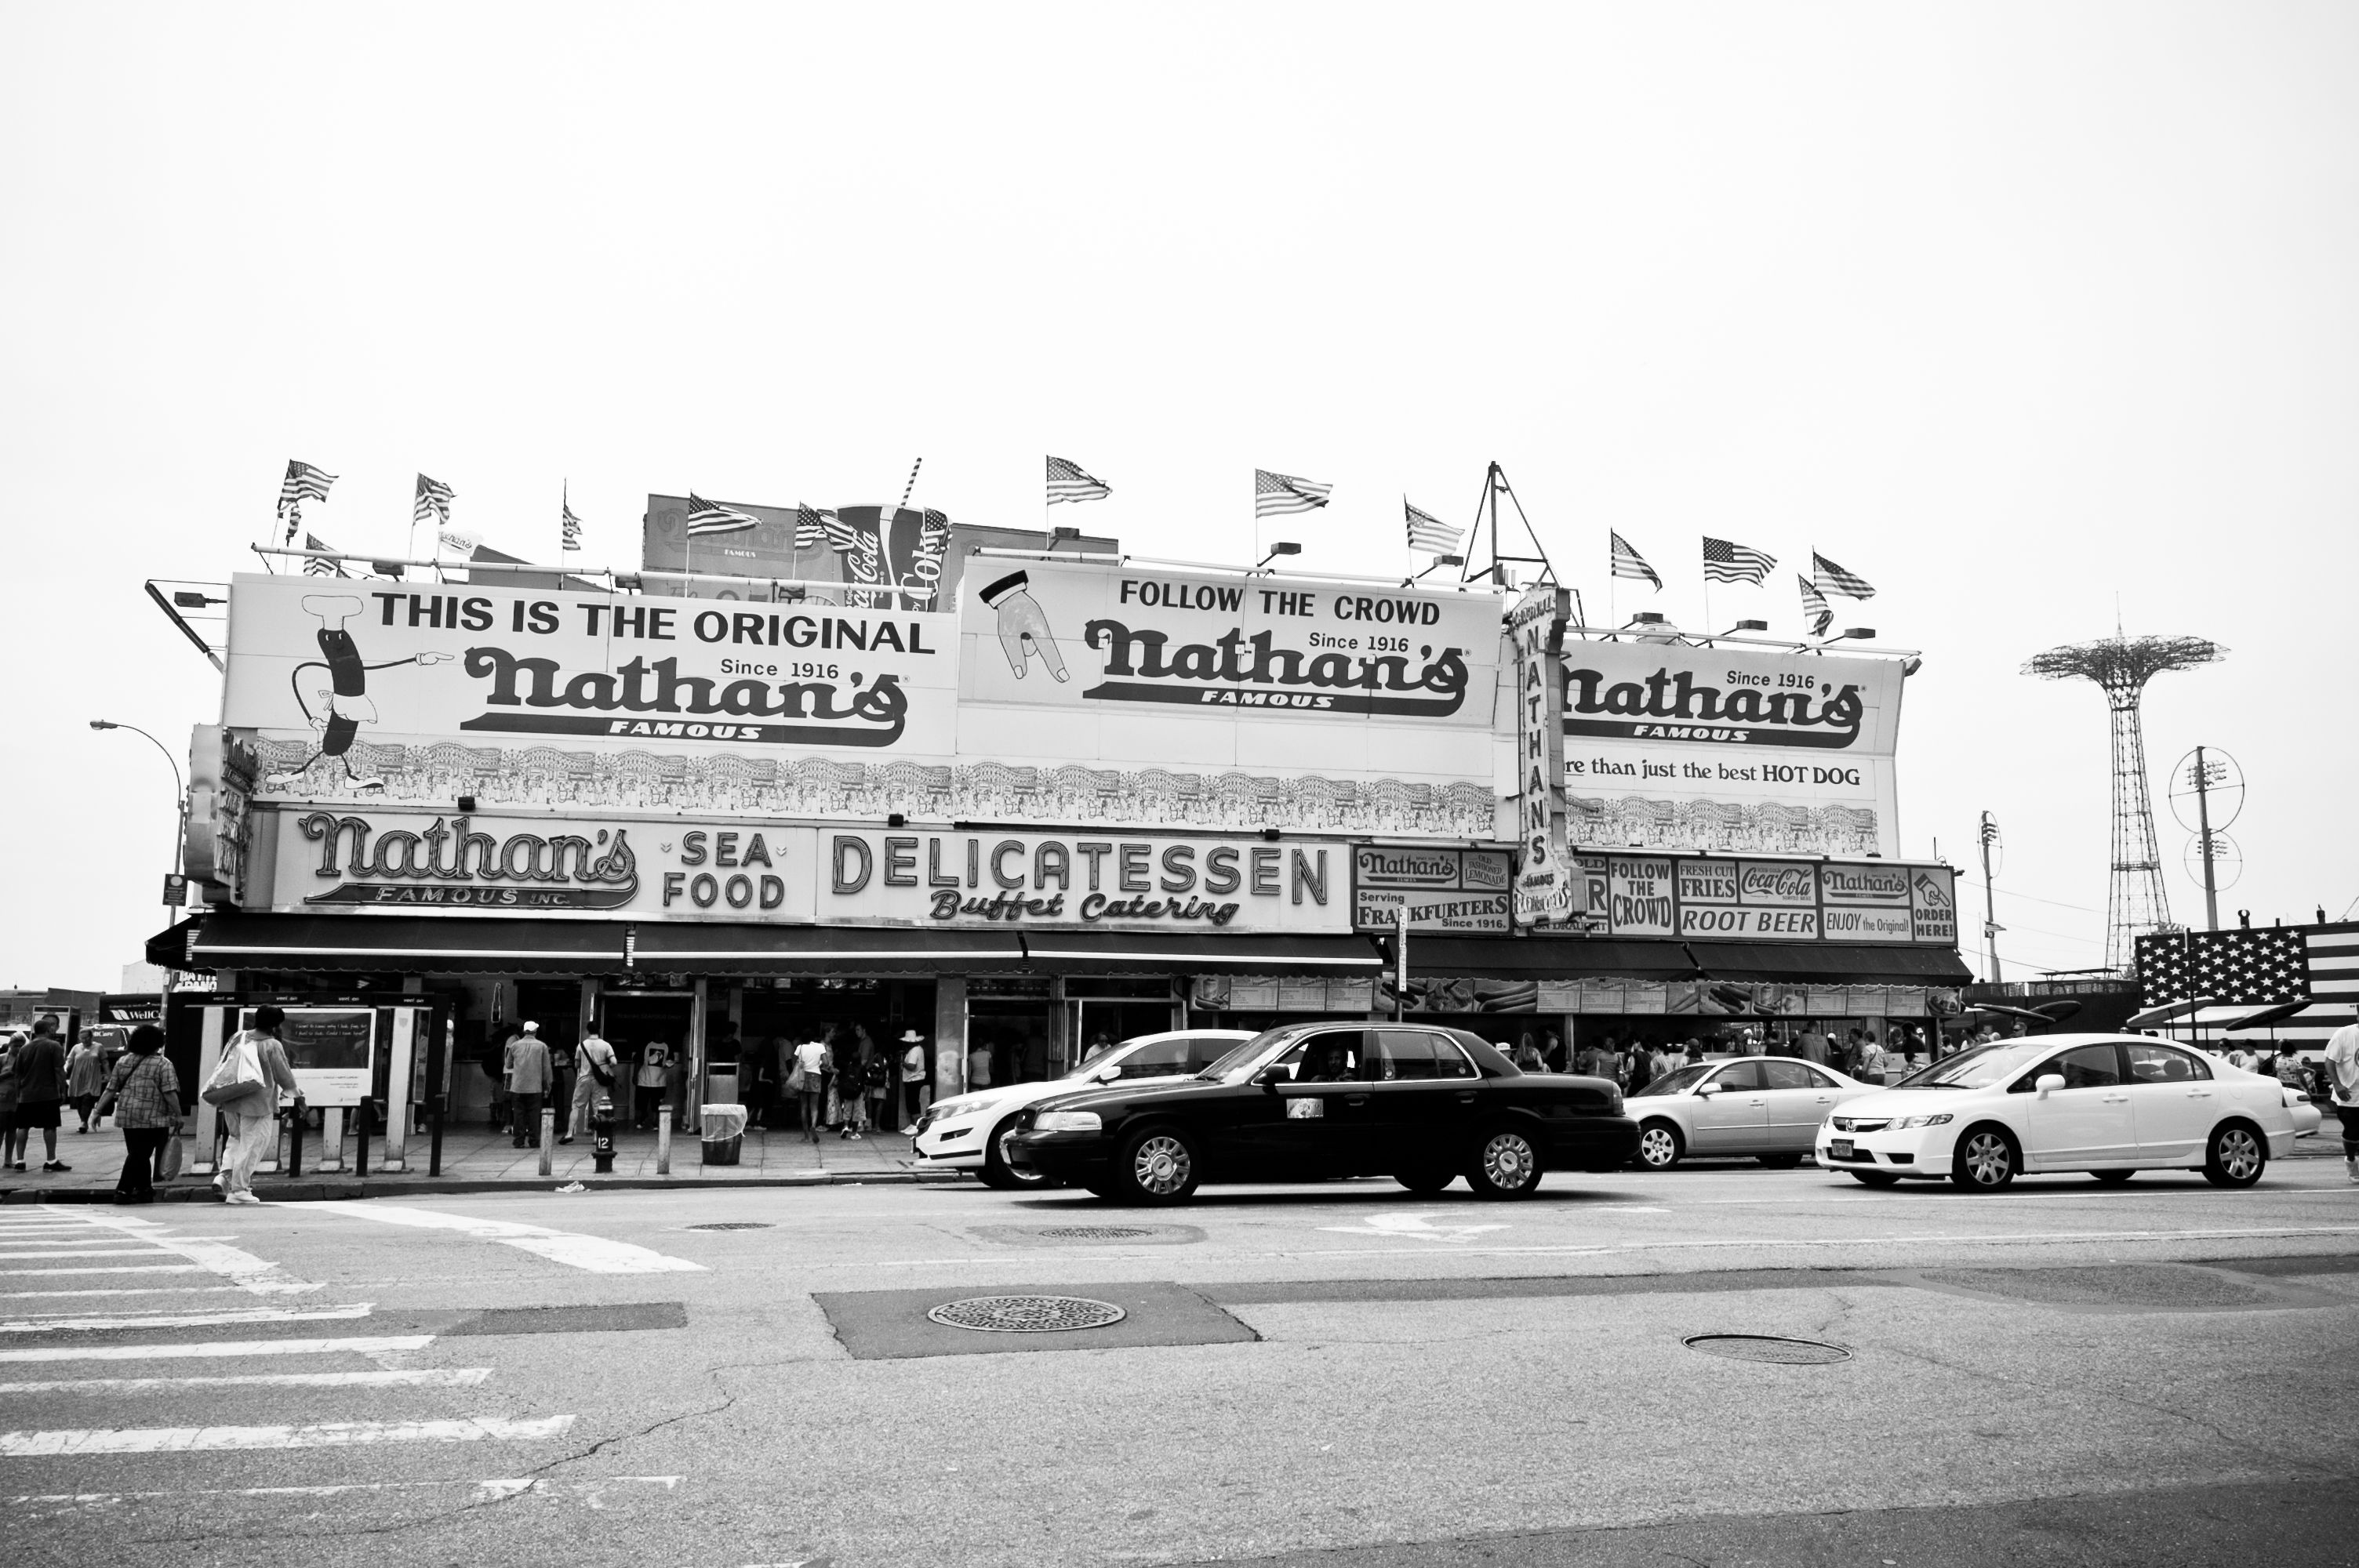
[2190,745,2220,931]
[1977,811,2003,984]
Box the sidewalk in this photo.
[0,1119,961,1205]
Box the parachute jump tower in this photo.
[2024,633,2223,974]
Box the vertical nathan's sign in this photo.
[1510,584,1582,925]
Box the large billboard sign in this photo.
[222,562,1507,841]
[222,573,958,759]
[1573,851,1955,945]
[1352,847,1511,935]
[1554,640,1904,857]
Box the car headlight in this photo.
[929,1094,990,1120]
[1032,1110,1103,1134]
[1607,1091,1624,1117]
[1893,1113,1953,1130]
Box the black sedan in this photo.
[1001,1022,1639,1204]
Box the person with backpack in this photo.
[566,1028,619,1145]
[209,1006,302,1206]
[97,1025,180,1204]
[834,1035,870,1140]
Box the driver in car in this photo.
[1303,1041,1354,1083]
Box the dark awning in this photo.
[163,913,627,975]
[1018,931,1387,976]
[1400,935,1972,985]
[630,924,1030,976]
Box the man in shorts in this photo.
[9,1018,70,1172]
[2325,1015,2359,1186]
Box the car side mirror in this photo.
[2034,1073,2065,1099]
[1093,1065,1119,1083]
[1696,1081,1718,1097]
[1253,1065,1288,1090]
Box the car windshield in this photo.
[1892,1041,2049,1089]
[1198,1028,1305,1083]
[1632,1064,1713,1098]
[1055,1041,1136,1081]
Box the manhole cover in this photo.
[925,1295,1129,1334]
[685,1222,774,1232]
[1037,1225,1157,1240]
[1683,1334,1851,1365]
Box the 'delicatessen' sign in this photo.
[1574,851,1956,945]
[822,830,1349,934]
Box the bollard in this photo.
[591,1094,616,1174]
[656,1105,672,1175]
[538,1107,556,1177]
[353,1101,371,1179]
[284,1102,305,1179]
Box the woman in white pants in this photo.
[215,1007,304,1205]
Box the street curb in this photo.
[0,1168,966,1204]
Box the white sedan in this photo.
[1626,1056,1884,1169]
[1816,1033,2316,1190]
[912,1029,1256,1189]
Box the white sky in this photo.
[5,3,2354,991]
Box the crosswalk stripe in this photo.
[0,1416,576,1455]
[0,1334,432,1364]
[0,1304,373,1334]
[0,1249,191,1260]
[65,1210,318,1297]
[281,1203,705,1275]
[0,1368,494,1396]
[0,1285,322,1301]
[0,1266,207,1277]
[8,1474,679,1510]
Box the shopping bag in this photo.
[202,1036,267,1112]
[159,1131,183,1180]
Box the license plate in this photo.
[1830,1139,1854,1159]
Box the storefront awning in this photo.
[629,924,1030,976]
[1400,935,1972,985]
[158,913,629,975]
[1018,931,1387,976]
[2226,1000,2357,1032]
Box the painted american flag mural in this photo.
[2136,927,2310,1009]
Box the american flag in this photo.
[1405,499,1459,556]
[821,509,861,554]
[1797,573,1833,635]
[1047,456,1110,505]
[685,493,758,536]
[1256,469,1332,517]
[2137,927,2311,1008]
[1703,535,1776,584]
[277,460,336,543]
[301,533,347,577]
[794,503,832,550]
[413,474,455,528]
[561,485,582,553]
[1609,532,1660,589]
[1813,551,1876,599]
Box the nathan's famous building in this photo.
[151,494,1965,1167]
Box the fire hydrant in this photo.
[591,1095,617,1174]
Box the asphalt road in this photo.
[4,1159,2356,1566]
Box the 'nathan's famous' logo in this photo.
[459,643,908,747]
[298,813,641,909]
[1561,666,1865,750]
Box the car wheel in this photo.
[1466,1125,1545,1200]
[1634,1120,1683,1171]
[2203,1123,2267,1188]
[1949,1125,2018,1191]
[1395,1165,1457,1195]
[1848,1170,1901,1187]
[1757,1152,1805,1168]
[977,1116,1051,1192]
[1110,1124,1201,1206]
[2091,1169,2136,1185]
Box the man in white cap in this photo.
[897,1029,929,1134]
[504,1022,553,1149]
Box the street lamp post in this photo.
[90,721,187,990]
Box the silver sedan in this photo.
[1627,1057,1881,1169]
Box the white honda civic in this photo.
[911,1029,1256,1189]
[1816,1033,2317,1191]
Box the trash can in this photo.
[700,1103,747,1167]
